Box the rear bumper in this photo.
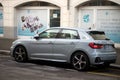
[90,52,117,65]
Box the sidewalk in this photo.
[0,37,120,69]
[0,37,16,50]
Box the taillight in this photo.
[89,42,103,49]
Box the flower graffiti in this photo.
[21,16,43,33]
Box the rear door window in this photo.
[57,29,80,39]
[87,31,109,40]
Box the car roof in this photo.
[49,27,104,32]
[50,27,85,31]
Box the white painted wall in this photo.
[0,0,120,39]
[0,0,68,38]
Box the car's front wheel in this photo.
[71,52,89,71]
[13,46,28,62]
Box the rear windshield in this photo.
[87,31,109,40]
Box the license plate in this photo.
[105,45,109,49]
[104,45,112,51]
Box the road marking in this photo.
[88,72,120,78]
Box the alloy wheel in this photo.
[14,46,27,62]
[71,52,89,71]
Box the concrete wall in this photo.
[0,0,69,38]
[69,0,120,27]
[0,0,120,39]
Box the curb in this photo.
[0,50,10,55]
[110,64,120,69]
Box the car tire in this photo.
[13,46,28,62]
[71,52,89,71]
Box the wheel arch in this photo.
[13,44,28,57]
[69,50,90,64]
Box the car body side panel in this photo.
[52,39,79,61]
[27,39,56,60]
[66,40,95,63]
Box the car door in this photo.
[53,29,80,61]
[29,29,60,60]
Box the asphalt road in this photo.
[0,54,120,80]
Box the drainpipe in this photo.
[67,0,70,27]
[67,0,70,10]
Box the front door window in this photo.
[39,29,60,39]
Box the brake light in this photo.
[89,42,103,49]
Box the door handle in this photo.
[70,42,75,45]
[48,41,53,44]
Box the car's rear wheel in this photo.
[13,46,28,62]
[71,52,89,71]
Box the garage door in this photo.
[79,8,120,43]
[97,9,120,43]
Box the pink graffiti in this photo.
[21,16,43,32]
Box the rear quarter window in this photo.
[57,29,80,39]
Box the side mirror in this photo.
[33,34,39,40]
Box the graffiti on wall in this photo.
[81,9,93,29]
[83,14,90,23]
[17,9,48,36]
[21,16,43,33]
[97,10,120,43]
[81,9,120,43]
[0,9,3,34]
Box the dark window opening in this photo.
[50,10,60,27]
[0,4,2,7]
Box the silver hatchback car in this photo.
[11,27,117,71]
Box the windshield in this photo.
[87,31,109,40]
